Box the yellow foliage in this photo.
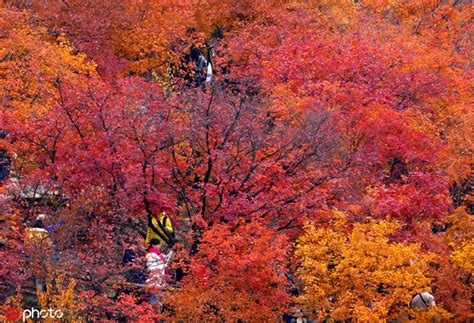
[444,207,474,275]
[37,274,86,322]
[451,241,474,274]
[295,210,436,321]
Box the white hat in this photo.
[410,292,436,309]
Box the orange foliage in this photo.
[164,221,290,320]
[295,210,450,321]
[0,0,472,320]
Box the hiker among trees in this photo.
[146,238,173,289]
[146,211,175,247]
[46,218,65,233]
[25,214,50,249]
[146,238,174,312]
[24,214,52,293]
[410,291,436,310]
[122,249,146,285]
[185,43,214,85]
[0,130,9,182]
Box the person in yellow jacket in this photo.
[25,214,51,250]
[146,212,175,247]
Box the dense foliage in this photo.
[1,0,472,320]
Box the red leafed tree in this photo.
[1,0,472,320]
[163,220,290,320]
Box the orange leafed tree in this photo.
[164,221,290,320]
[0,0,472,321]
[294,210,451,321]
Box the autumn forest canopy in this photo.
[0,0,473,321]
